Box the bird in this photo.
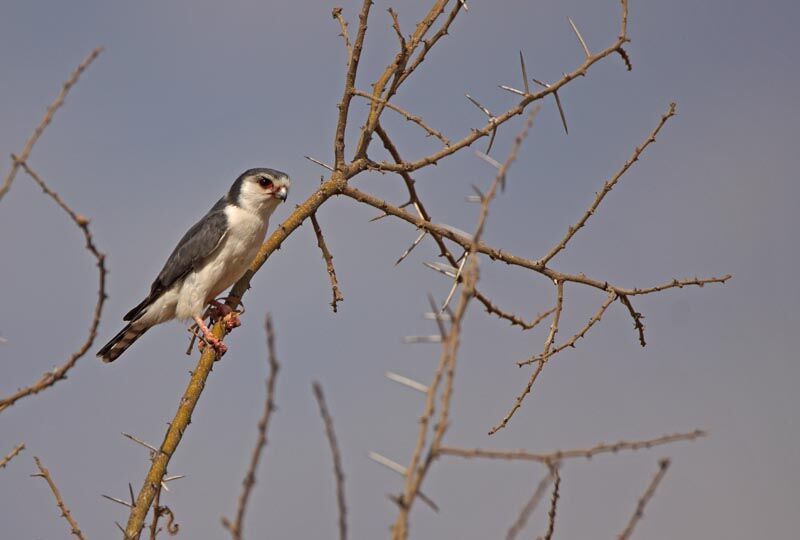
[97,168,290,362]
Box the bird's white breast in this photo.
[175,205,269,320]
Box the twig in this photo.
[0,47,102,202]
[439,429,706,463]
[353,89,451,146]
[0,160,107,414]
[619,294,646,347]
[517,291,616,367]
[392,109,537,540]
[0,443,25,470]
[312,382,349,540]
[126,311,233,539]
[489,280,564,435]
[505,472,552,540]
[32,456,86,540]
[538,103,677,266]
[333,0,372,168]
[341,184,731,298]
[542,465,560,540]
[617,459,672,540]
[310,213,344,312]
[475,292,555,331]
[222,315,280,540]
[331,7,353,61]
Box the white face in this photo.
[237,171,291,214]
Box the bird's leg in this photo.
[193,315,227,357]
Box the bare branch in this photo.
[0,443,25,470]
[0,47,103,202]
[222,315,280,540]
[353,89,451,146]
[617,459,672,540]
[32,457,86,540]
[489,280,564,435]
[341,184,730,300]
[331,7,353,61]
[517,291,616,367]
[334,0,373,168]
[619,294,647,347]
[538,103,678,266]
[505,472,552,540]
[310,213,344,312]
[475,292,555,331]
[542,465,560,540]
[0,161,107,414]
[439,429,707,463]
[312,382,349,540]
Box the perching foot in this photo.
[193,315,227,357]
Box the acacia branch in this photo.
[542,465,561,540]
[0,443,25,470]
[310,213,344,312]
[0,161,107,414]
[341,183,731,297]
[517,291,616,367]
[489,280,564,435]
[353,90,451,146]
[505,471,552,540]
[0,48,102,202]
[617,459,672,540]
[392,110,536,540]
[334,0,372,168]
[538,103,677,266]
[32,457,86,540]
[439,429,706,463]
[222,315,280,540]
[312,382,348,540]
[125,321,227,539]
[362,1,630,174]
[331,7,353,61]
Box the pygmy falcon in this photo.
[97,168,290,361]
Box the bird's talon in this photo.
[224,312,241,331]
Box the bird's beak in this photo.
[275,186,288,201]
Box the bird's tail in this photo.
[96,322,149,362]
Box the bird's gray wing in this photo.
[124,204,229,321]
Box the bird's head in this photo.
[230,168,291,215]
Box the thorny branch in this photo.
[517,291,616,366]
[617,459,672,540]
[222,315,281,540]
[542,465,561,540]
[0,48,102,202]
[489,280,564,435]
[392,109,538,540]
[438,429,706,463]
[116,0,727,535]
[0,160,107,414]
[505,472,552,540]
[537,103,677,267]
[0,443,25,470]
[312,382,349,540]
[310,213,344,312]
[32,457,86,540]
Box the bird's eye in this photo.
[258,177,273,189]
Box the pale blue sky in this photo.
[1,1,798,538]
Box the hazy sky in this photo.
[1,1,798,538]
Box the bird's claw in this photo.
[223,312,241,331]
[197,335,228,357]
